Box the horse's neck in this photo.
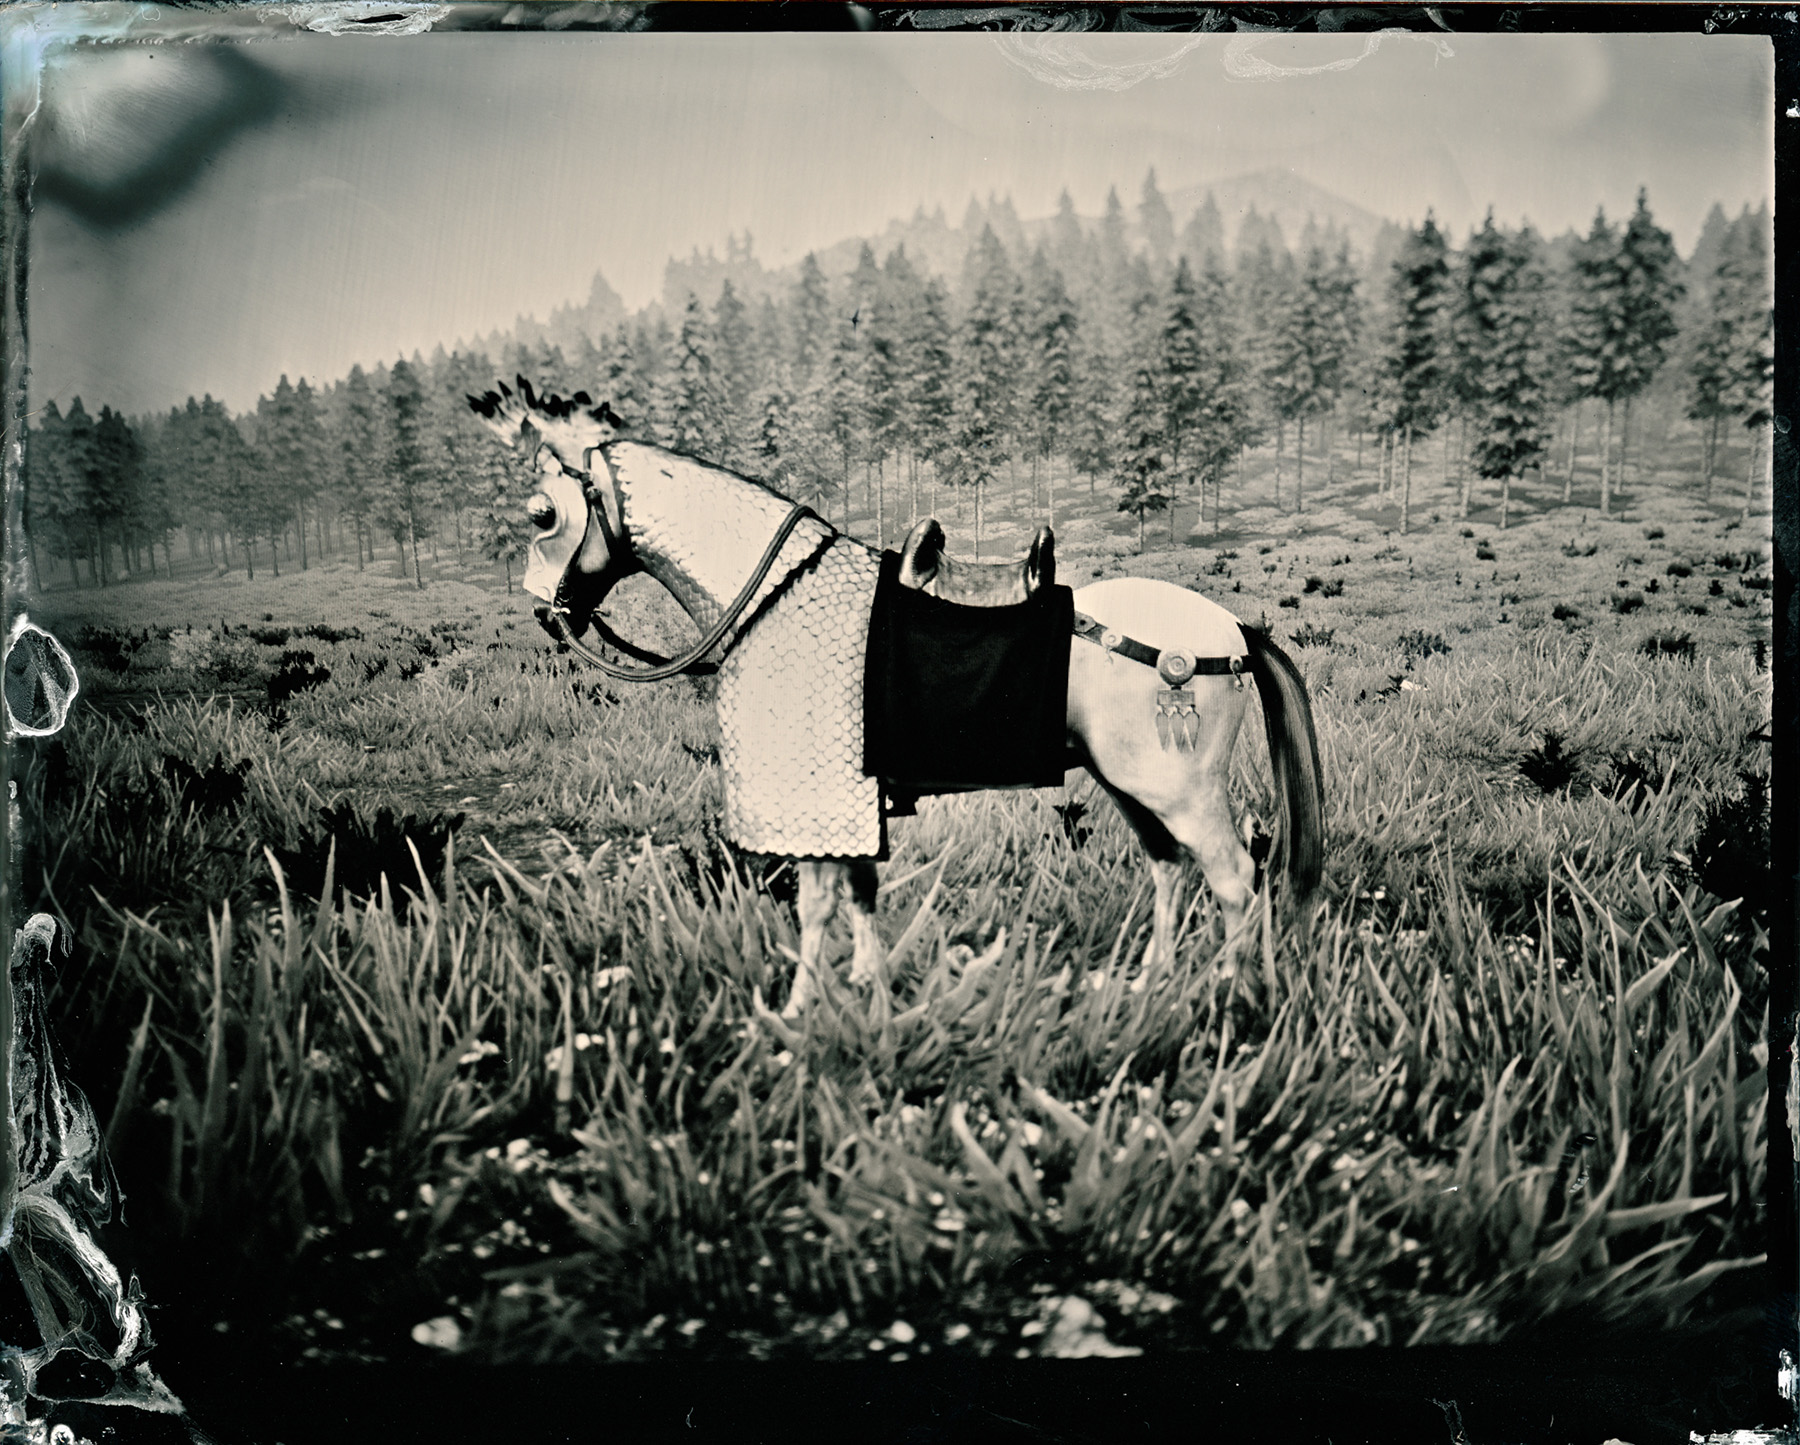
[603,442,804,628]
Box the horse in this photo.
[469,380,1324,1014]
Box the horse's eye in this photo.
[525,493,558,529]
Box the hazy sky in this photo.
[30,28,1773,418]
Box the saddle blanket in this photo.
[862,548,1074,795]
[716,535,886,860]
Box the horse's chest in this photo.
[716,537,885,859]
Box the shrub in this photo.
[1640,634,1696,662]
[1475,543,1496,562]
[250,626,292,646]
[1562,540,1598,558]
[269,661,332,707]
[161,752,250,818]
[1303,576,1323,594]
[272,804,465,914]
[1709,579,1725,597]
[1519,730,1583,794]
[1608,748,1670,805]
[1665,560,1692,578]
[1460,527,1475,539]
[1740,574,1772,592]
[1320,579,1344,598]
[1551,603,1581,622]
[1278,595,1300,610]
[1682,771,1770,922]
[1612,592,1645,615]
[1644,526,1665,540]
[303,624,364,644]
[1289,622,1336,649]
[1396,630,1451,664]
[74,626,136,673]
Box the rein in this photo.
[545,453,821,682]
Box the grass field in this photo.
[12,424,1774,1367]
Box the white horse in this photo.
[471,382,1324,1013]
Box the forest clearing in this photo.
[17,417,1774,1366]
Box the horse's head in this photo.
[470,380,633,638]
[896,518,1055,605]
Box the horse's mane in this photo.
[465,376,822,529]
[465,375,624,428]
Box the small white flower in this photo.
[411,1316,463,1352]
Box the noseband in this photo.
[538,447,820,683]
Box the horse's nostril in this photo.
[526,493,557,529]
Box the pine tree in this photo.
[1461,215,1553,529]
[1612,188,1684,497]
[1159,257,1206,540]
[1116,350,1170,553]
[1024,249,1079,527]
[1712,206,1773,512]
[1139,167,1175,271]
[335,365,383,568]
[908,276,955,519]
[879,246,928,521]
[950,226,1018,557]
[712,279,756,469]
[1186,255,1255,533]
[668,292,729,460]
[1565,193,1681,515]
[1382,215,1453,534]
[1179,193,1226,270]
[382,358,434,588]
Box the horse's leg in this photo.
[1149,858,1184,971]
[844,860,887,987]
[788,860,843,1015]
[1088,775,1184,968]
[1073,651,1257,965]
[1161,779,1257,956]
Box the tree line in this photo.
[24,172,1772,589]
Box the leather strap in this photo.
[549,502,821,682]
[1071,611,1244,681]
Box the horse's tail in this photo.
[1240,627,1325,901]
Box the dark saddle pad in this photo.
[862,548,1074,794]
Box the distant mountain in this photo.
[1164,168,1393,262]
[465,170,1404,363]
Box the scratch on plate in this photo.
[995,32,1211,91]
[263,2,451,36]
[1223,28,1454,83]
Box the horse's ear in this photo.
[467,392,495,418]
[572,390,593,407]
[898,517,944,588]
[517,375,538,408]
[1028,526,1056,591]
[498,378,514,399]
[593,401,625,430]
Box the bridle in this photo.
[536,445,820,683]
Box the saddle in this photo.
[864,541,1074,805]
[891,519,1245,760]
[896,518,1053,606]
